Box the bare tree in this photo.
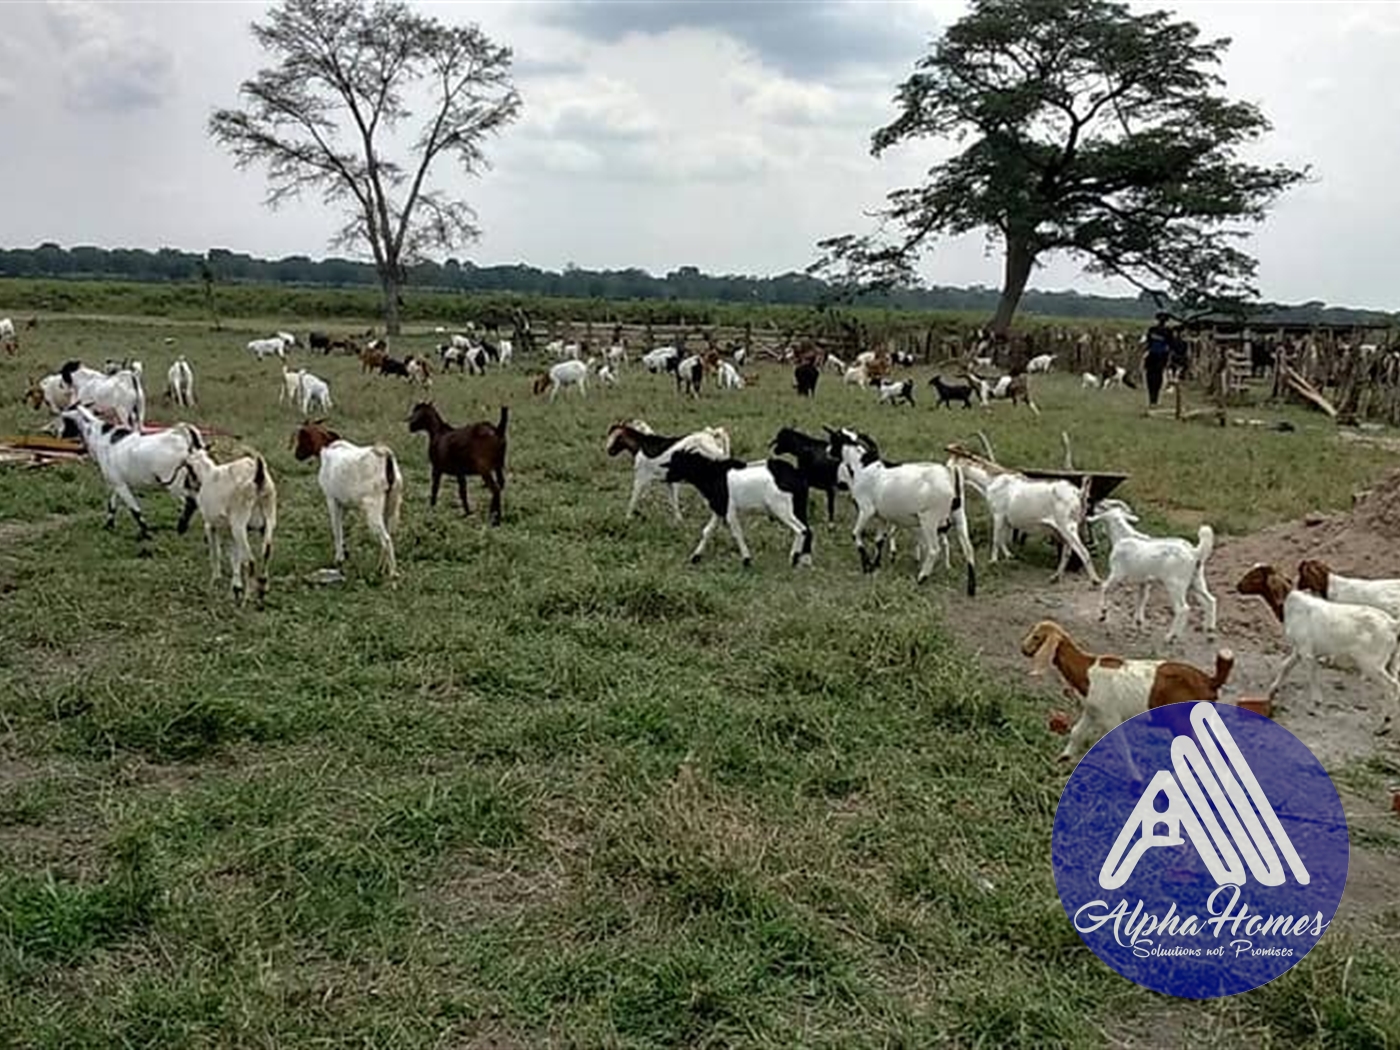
[209,0,521,334]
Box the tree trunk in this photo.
[989,235,1036,337]
[381,267,402,336]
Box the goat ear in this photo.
[1028,633,1059,677]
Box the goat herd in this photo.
[15,322,1400,770]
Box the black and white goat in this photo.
[59,404,203,540]
[771,426,846,525]
[876,378,915,406]
[663,450,813,568]
[929,374,975,409]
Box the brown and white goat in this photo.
[1020,620,1232,763]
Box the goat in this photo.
[607,343,628,369]
[309,331,331,353]
[676,355,704,397]
[717,360,744,390]
[406,402,508,525]
[535,358,591,401]
[298,371,334,415]
[771,426,845,525]
[1081,372,1102,389]
[1102,364,1136,390]
[598,363,620,387]
[604,421,732,521]
[662,450,813,569]
[438,344,464,372]
[362,346,388,373]
[794,361,819,397]
[1297,559,1400,621]
[405,356,433,387]
[58,404,203,540]
[496,339,513,366]
[946,448,1099,583]
[278,365,304,408]
[1089,500,1217,642]
[827,427,976,594]
[165,448,277,606]
[28,361,102,414]
[165,357,195,408]
[968,370,1039,415]
[1237,564,1400,720]
[929,374,974,409]
[247,336,288,360]
[379,356,411,379]
[1026,353,1056,373]
[732,346,747,368]
[62,360,145,428]
[292,422,404,581]
[825,355,847,374]
[275,331,297,349]
[642,346,680,374]
[876,378,915,406]
[1021,620,1232,764]
[842,364,869,387]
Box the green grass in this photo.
[0,315,1396,1047]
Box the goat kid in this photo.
[663,450,813,568]
[166,448,277,606]
[876,379,915,406]
[604,421,731,522]
[166,357,195,407]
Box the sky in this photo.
[1,0,1397,309]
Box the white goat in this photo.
[605,421,732,522]
[1089,500,1217,642]
[1081,372,1102,389]
[275,330,297,349]
[406,356,433,386]
[1026,353,1056,373]
[67,365,145,428]
[1297,560,1400,622]
[607,344,628,369]
[1102,365,1129,389]
[876,378,915,406]
[826,354,847,375]
[248,336,288,360]
[598,363,619,387]
[947,451,1098,583]
[298,371,334,415]
[843,364,869,387]
[59,404,203,539]
[717,361,744,390]
[1238,564,1400,719]
[496,339,513,366]
[166,357,195,407]
[292,423,404,581]
[450,333,473,351]
[279,366,304,407]
[830,428,976,593]
[540,359,591,401]
[642,346,679,373]
[733,347,747,368]
[168,448,277,605]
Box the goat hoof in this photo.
[689,553,702,565]
[742,557,753,569]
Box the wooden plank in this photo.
[1283,366,1337,417]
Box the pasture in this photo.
[1,315,1399,1047]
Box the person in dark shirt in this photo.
[1142,312,1174,406]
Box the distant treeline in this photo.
[0,242,1394,328]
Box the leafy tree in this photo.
[209,0,521,333]
[811,0,1308,333]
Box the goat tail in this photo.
[497,405,509,437]
[1194,524,1215,567]
[381,449,403,534]
[952,464,977,598]
[253,455,268,492]
[1211,647,1235,692]
[178,422,205,451]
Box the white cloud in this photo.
[44,0,175,113]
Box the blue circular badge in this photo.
[1052,703,1348,999]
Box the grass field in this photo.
[1,316,1398,1048]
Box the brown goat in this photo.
[406,401,508,524]
[361,346,387,373]
[531,372,551,396]
[1020,620,1233,709]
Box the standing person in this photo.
[1142,311,1173,407]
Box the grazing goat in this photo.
[309,331,331,353]
[604,421,732,521]
[166,448,277,606]
[535,358,591,401]
[247,336,288,360]
[1081,372,1102,389]
[406,402,508,525]
[663,450,813,568]
[930,374,974,409]
[716,360,744,390]
[292,422,404,581]
[771,426,845,524]
[1021,620,1232,763]
[598,363,619,387]
[166,357,195,407]
[733,346,747,368]
[794,360,819,397]
[379,356,411,379]
[642,346,679,373]
[1089,500,1217,642]
[28,362,99,414]
[1237,564,1400,719]
[876,378,915,406]
[1026,353,1056,373]
[946,448,1098,583]
[828,427,976,594]
[298,371,334,415]
[1102,364,1136,389]
[607,343,628,369]
[59,404,203,540]
[1297,559,1400,621]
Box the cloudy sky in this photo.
[1,1,1396,308]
